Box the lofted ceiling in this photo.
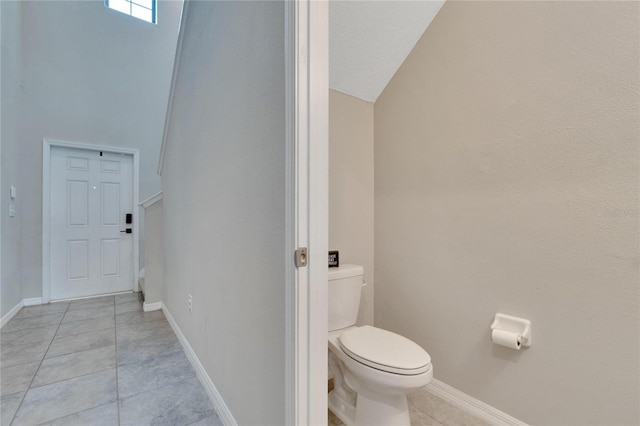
[329,0,445,103]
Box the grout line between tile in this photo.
[0,345,50,370]
[52,321,116,340]
[65,304,115,314]
[184,414,216,426]
[10,305,70,320]
[60,311,115,325]
[0,316,64,336]
[66,298,115,309]
[45,343,115,361]
[8,301,71,426]
[31,400,118,426]
[28,364,116,391]
[115,314,167,328]
[54,323,116,339]
[4,297,162,426]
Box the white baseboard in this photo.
[1,300,24,329]
[143,301,162,312]
[426,379,528,426]
[23,297,43,306]
[162,303,237,426]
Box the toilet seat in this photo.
[338,326,431,375]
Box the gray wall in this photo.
[329,89,374,326]
[374,2,639,425]
[1,1,24,317]
[161,2,286,424]
[10,0,181,301]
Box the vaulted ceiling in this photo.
[329,0,445,102]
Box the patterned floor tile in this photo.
[2,313,64,333]
[46,328,115,358]
[0,361,40,396]
[37,401,118,426]
[118,350,196,399]
[119,377,215,426]
[12,369,117,426]
[33,345,116,387]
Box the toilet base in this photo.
[328,389,356,426]
[328,386,411,426]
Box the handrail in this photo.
[139,191,163,209]
[157,0,190,176]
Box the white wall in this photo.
[16,0,181,300]
[374,2,639,425]
[161,2,287,424]
[329,89,374,325]
[0,1,24,317]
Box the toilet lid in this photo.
[338,326,431,375]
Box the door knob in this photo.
[120,228,132,234]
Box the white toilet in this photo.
[328,264,433,426]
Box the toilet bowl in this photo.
[328,265,433,426]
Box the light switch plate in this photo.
[10,186,16,199]
[9,204,16,217]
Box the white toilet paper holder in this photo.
[491,313,532,347]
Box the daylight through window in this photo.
[106,0,156,24]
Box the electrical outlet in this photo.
[188,295,193,313]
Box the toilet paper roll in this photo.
[492,329,522,350]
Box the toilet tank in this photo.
[328,264,364,332]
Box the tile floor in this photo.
[1,293,221,426]
[328,385,493,426]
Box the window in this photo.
[106,0,156,24]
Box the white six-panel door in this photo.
[50,146,134,300]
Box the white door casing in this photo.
[288,0,329,424]
[43,140,140,302]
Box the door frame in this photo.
[285,0,329,424]
[42,139,140,303]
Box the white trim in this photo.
[426,379,528,426]
[139,191,163,209]
[42,139,140,304]
[139,268,146,279]
[143,301,162,312]
[290,1,329,423]
[305,0,329,424]
[161,303,237,426]
[293,0,311,422]
[23,297,43,306]
[1,301,24,329]
[157,0,189,176]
